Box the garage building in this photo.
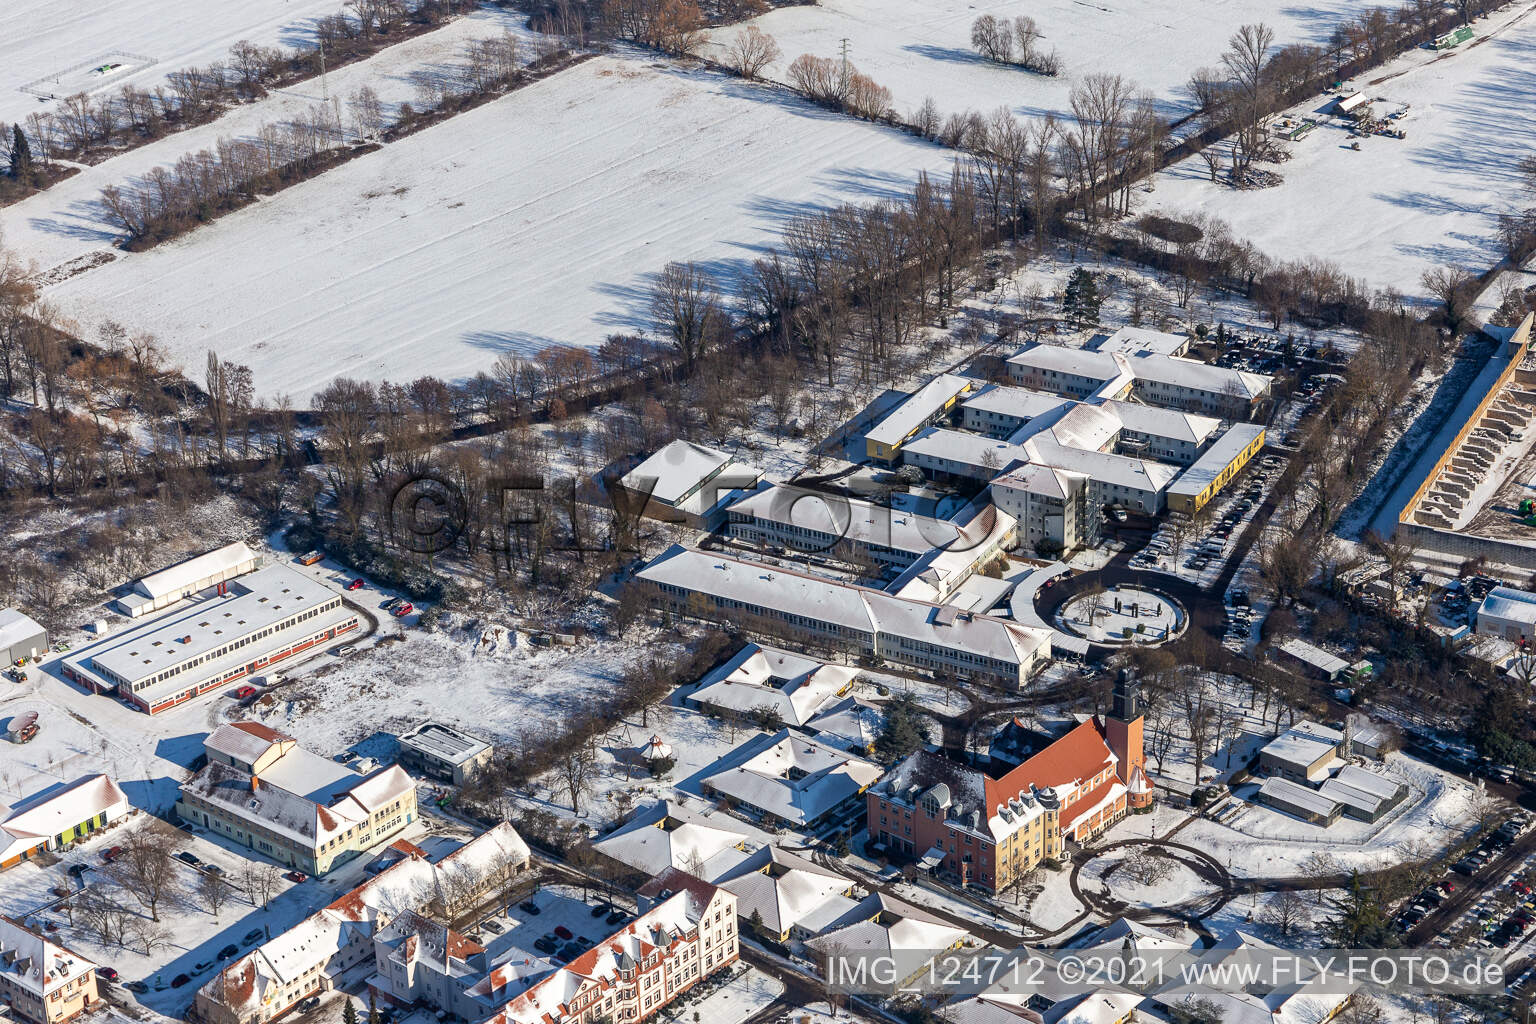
[0,609,48,665]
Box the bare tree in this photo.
[199,870,234,920]
[725,26,780,79]
[650,261,725,376]
[105,827,183,922]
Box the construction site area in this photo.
[1398,315,1536,562]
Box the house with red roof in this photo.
[866,671,1148,893]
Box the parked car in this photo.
[285,870,308,883]
[519,900,542,915]
[171,975,191,989]
[193,960,214,973]
[98,967,119,982]
[347,578,365,591]
[175,851,201,866]
[483,920,504,934]
[177,821,196,833]
[126,980,149,993]
[554,925,573,940]
[590,903,611,918]
[394,603,414,618]
[218,944,240,960]
[300,996,321,1012]
[244,928,265,944]
[534,937,558,954]
[605,910,625,925]
[234,685,257,699]
[102,846,122,863]
[335,645,357,657]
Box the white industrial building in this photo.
[0,609,48,665]
[1475,585,1536,642]
[64,563,359,714]
[114,541,261,618]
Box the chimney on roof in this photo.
[251,775,260,792]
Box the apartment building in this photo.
[0,917,98,1024]
[198,825,530,1024]
[177,722,416,875]
[490,870,738,1024]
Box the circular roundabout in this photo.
[1053,584,1187,646]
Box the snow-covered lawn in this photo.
[1142,0,1536,295]
[702,0,1362,125]
[1,0,345,126]
[657,963,783,1024]
[39,53,958,401]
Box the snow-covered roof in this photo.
[1318,765,1405,816]
[1479,585,1536,627]
[619,440,737,506]
[89,563,339,690]
[806,696,884,752]
[1260,726,1339,770]
[809,892,969,976]
[994,463,1086,501]
[205,721,292,766]
[1167,423,1266,500]
[1007,345,1125,381]
[202,824,528,1014]
[961,384,1076,422]
[636,545,1050,674]
[716,847,852,934]
[1097,399,1221,446]
[134,541,259,599]
[639,735,673,761]
[1024,435,1181,494]
[1133,354,1270,400]
[0,775,129,863]
[1257,776,1339,818]
[690,643,857,727]
[490,883,729,1024]
[1275,638,1349,676]
[903,427,1030,473]
[0,915,97,999]
[702,730,882,826]
[0,608,45,651]
[728,484,962,558]
[399,722,492,767]
[866,373,975,447]
[592,799,761,880]
[1094,325,1190,357]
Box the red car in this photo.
[234,686,256,699]
[394,603,414,618]
[347,578,365,591]
[285,871,307,883]
[102,846,122,863]
[554,925,573,940]
[98,967,119,982]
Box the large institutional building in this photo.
[866,672,1150,892]
[636,544,1052,688]
[64,561,359,714]
[177,722,417,875]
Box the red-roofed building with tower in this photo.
[867,670,1148,893]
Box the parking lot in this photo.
[1404,814,1536,954]
[469,883,635,968]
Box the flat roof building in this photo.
[398,722,495,786]
[1166,423,1266,514]
[1475,586,1536,642]
[1318,765,1407,822]
[1274,638,1350,681]
[64,563,359,714]
[865,373,976,463]
[1258,726,1340,783]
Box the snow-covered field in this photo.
[2,6,544,277]
[37,53,958,401]
[703,0,1362,124]
[1,0,345,126]
[1144,0,1536,295]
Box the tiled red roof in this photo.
[230,721,290,742]
[985,718,1114,810]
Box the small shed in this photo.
[1335,92,1372,119]
[1276,638,1350,681]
